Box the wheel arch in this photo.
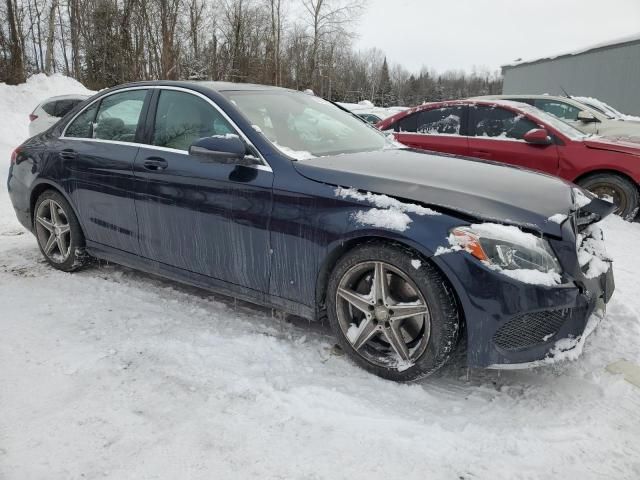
[573,168,640,189]
[314,234,467,336]
[29,180,87,237]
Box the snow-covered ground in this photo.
[1,76,640,480]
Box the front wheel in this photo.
[578,173,639,220]
[327,243,461,382]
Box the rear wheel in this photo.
[34,190,87,272]
[578,173,639,220]
[327,243,461,382]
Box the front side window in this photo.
[152,90,236,151]
[94,90,147,142]
[469,106,538,140]
[65,103,99,138]
[417,106,464,135]
[533,99,581,121]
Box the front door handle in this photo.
[143,157,168,171]
[471,150,492,158]
[58,149,77,160]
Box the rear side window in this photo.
[469,106,538,140]
[65,103,98,138]
[533,99,581,121]
[152,90,235,151]
[41,101,56,116]
[54,99,83,118]
[417,106,464,135]
[94,90,147,142]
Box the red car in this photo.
[377,99,640,218]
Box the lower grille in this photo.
[493,309,571,351]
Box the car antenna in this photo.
[560,85,573,99]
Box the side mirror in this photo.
[189,135,260,166]
[577,110,598,123]
[523,128,553,145]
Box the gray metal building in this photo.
[502,34,640,115]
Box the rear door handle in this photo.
[58,149,77,160]
[143,157,168,171]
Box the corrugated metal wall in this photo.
[502,42,640,115]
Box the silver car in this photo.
[29,94,90,137]
[474,94,640,138]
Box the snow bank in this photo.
[0,73,93,177]
[336,187,439,232]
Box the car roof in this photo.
[470,94,607,119]
[378,98,535,128]
[39,93,91,103]
[114,79,293,93]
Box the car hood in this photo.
[585,135,640,156]
[294,149,590,237]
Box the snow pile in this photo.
[577,222,611,279]
[0,74,93,176]
[336,187,439,232]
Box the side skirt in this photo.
[85,240,316,321]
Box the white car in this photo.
[29,94,90,136]
[474,94,640,138]
[337,101,406,126]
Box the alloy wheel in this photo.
[335,261,431,368]
[35,199,72,263]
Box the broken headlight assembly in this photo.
[450,225,562,275]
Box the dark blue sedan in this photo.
[7,81,615,381]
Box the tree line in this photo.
[0,0,502,106]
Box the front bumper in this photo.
[432,252,614,369]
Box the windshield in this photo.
[574,96,620,120]
[223,90,395,158]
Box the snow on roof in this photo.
[502,33,640,69]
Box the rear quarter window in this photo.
[41,102,57,116]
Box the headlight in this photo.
[450,224,562,275]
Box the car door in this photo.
[59,88,150,254]
[392,106,469,156]
[467,105,560,174]
[133,88,273,292]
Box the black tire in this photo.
[326,243,461,382]
[33,190,88,272]
[578,173,639,220]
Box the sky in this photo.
[355,0,640,74]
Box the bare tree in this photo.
[5,0,25,83]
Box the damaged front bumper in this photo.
[431,226,614,369]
